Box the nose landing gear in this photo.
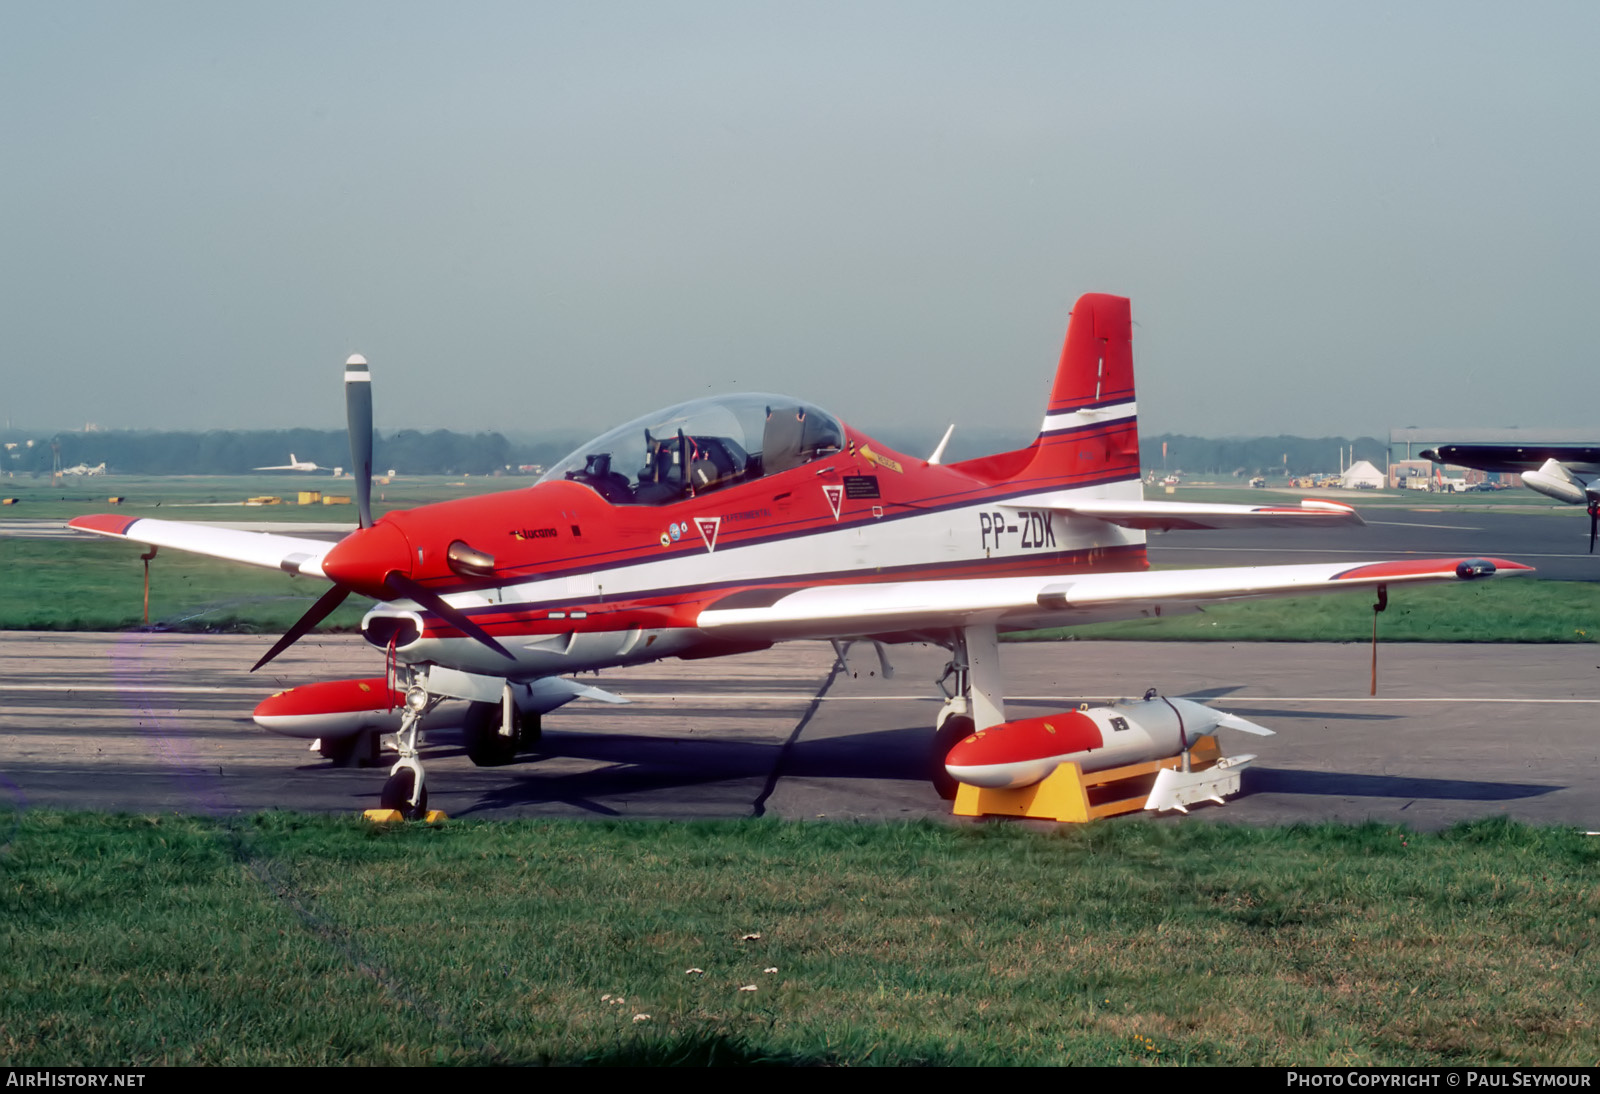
[371,675,438,821]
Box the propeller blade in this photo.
[251,583,353,672]
[384,572,516,661]
[345,355,373,530]
[1589,502,1598,554]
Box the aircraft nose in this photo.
[322,521,414,597]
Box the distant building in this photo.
[1389,459,1432,489]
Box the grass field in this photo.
[1,813,1594,1066]
[0,473,514,522]
[1012,577,1600,643]
[0,538,375,632]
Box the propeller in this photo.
[384,572,515,661]
[250,354,516,672]
[251,583,352,672]
[345,355,374,529]
[1589,499,1598,554]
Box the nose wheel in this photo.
[380,762,428,820]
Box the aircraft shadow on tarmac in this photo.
[415,724,945,817]
[1244,768,1557,801]
[297,725,1556,816]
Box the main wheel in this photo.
[380,768,428,819]
[461,701,519,767]
[929,715,975,801]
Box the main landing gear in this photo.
[930,624,1006,800]
[460,686,543,767]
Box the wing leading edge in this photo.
[696,557,1532,641]
[69,514,336,578]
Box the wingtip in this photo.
[1331,557,1536,581]
[69,513,139,536]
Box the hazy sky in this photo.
[3,2,1597,440]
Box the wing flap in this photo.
[69,514,336,578]
[697,557,1532,641]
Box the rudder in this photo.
[1029,293,1140,489]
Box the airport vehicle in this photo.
[71,295,1531,816]
[1421,443,1600,550]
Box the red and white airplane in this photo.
[71,295,1531,816]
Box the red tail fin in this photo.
[1027,293,1141,488]
[948,293,1142,492]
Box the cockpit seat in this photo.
[762,407,809,476]
[689,436,743,491]
[566,452,633,503]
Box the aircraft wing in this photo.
[1420,445,1600,474]
[696,556,1531,641]
[69,514,336,578]
[1014,497,1364,531]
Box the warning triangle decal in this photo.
[695,516,721,553]
[822,484,843,521]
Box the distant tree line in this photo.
[1,427,1388,479]
[1139,435,1387,478]
[0,429,583,477]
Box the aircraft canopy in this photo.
[541,393,844,505]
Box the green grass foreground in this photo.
[2,813,1596,1066]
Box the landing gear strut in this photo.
[930,625,1006,799]
[379,674,436,819]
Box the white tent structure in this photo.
[1341,459,1384,489]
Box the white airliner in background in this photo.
[254,453,324,472]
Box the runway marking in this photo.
[1364,520,1482,530]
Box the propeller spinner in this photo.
[250,355,515,671]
